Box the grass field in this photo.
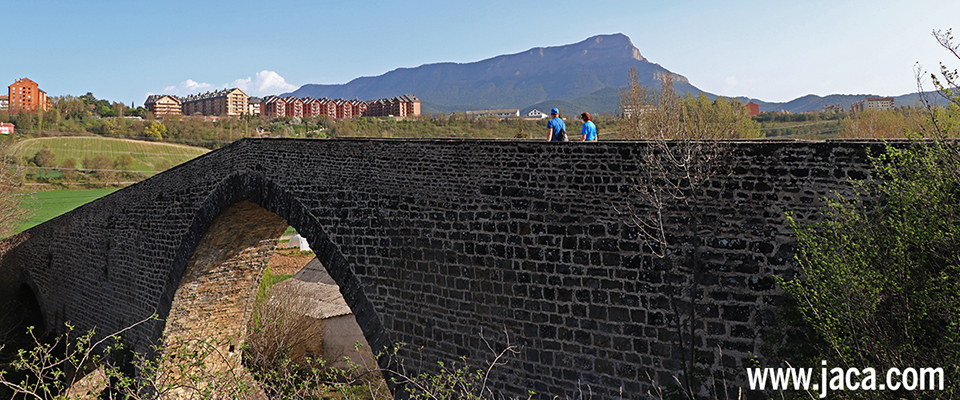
[6,136,209,175]
[17,188,120,233]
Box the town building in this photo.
[253,94,419,120]
[302,97,321,118]
[526,109,547,119]
[7,78,51,113]
[261,96,287,118]
[621,104,655,119]
[745,102,760,116]
[0,122,14,135]
[0,95,8,112]
[822,104,845,113]
[248,97,262,116]
[144,95,183,117]
[865,96,895,111]
[364,95,420,118]
[181,88,249,116]
[350,99,367,118]
[466,109,521,118]
[851,97,895,113]
[318,98,338,118]
[335,99,353,119]
[284,97,304,118]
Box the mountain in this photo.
[286,33,701,113]
[736,93,948,114]
[287,33,947,115]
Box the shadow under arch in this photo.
[150,170,390,381]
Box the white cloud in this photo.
[162,79,215,96]
[161,71,298,98]
[236,70,298,96]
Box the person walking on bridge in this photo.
[580,112,597,141]
[546,108,567,141]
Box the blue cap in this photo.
[551,108,559,114]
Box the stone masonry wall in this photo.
[162,200,288,380]
[0,138,887,399]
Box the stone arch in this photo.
[15,281,46,336]
[151,171,389,379]
[0,234,48,340]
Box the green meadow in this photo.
[17,188,119,233]
[6,136,209,175]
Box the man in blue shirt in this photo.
[580,112,597,141]
[546,108,567,141]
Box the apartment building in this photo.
[261,96,287,118]
[364,95,420,118]
[144,94,183,116]
[335,99,353,119]
[284,97,304,118]
[317,98,337,118]
[302,97,320,117]
[7,78,51,113]
[851,97,895,113]
[181,88,249,116]
[351,99,367,118]
[248,97,262,116]
[255,94,419,120]
[865,96,895,111]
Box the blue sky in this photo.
[3,0,959,106]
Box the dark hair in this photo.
[580,112,591,121]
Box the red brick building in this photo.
[364,95,420,118]
[284,97,304,118]
[318,98,337,118]
[351,99,368,118]
[256,94,419,120]
[261,96,287,118]
[335,99,353,119]
[7,78,51,113]
[302,97,321,118]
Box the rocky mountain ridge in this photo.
[285,33,940,115]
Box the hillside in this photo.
[7,136,209,175]
[737,92,949,113]
[288,33,701,113]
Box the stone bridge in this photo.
[0,138,880,399]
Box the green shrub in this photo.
[780,140,960,399]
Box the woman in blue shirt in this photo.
[580,112,597,141]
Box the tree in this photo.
[59,158,78,182]
[932,29,960,109]
[143,121,167,140]
[616,66,762,140]
[781,142,960,399]
[114,153,134,171]
[0,139,29,238]
[29,147,56,168]
[83,155,116,182]
[617,68,745,398]
[779,29,960,399]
